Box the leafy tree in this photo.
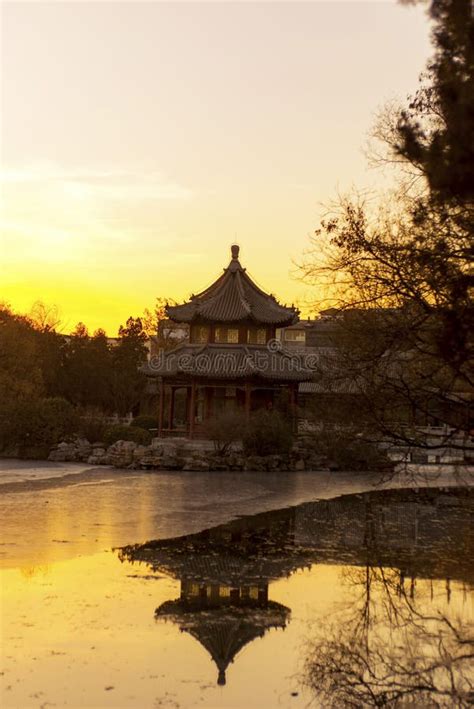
[391,0,474,207]
[0,305,44,400]
[103,424,152,447]
[110,317,148,416]
[205,411,247,455]
[58,323,114,411]
[243,410,293,456]
[142,296,184,350]
[0,396,77,456]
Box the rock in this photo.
[161,443,182,459]
[48,441,77,462]
[244,455,267,472]
[191,451,209,462]
[183,458,210,472]
[159,455,181,470]
[106,440,137,468]
[210,461,230,472]
[48,435,325,472]
[266,454,283,471]
[76,437,91,449]
[48,449,68,462]
[87,454,107,466]
[132,445,148,461]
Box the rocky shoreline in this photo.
[48,437,328,472]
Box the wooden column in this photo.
[158,379,165,436]
[168,385,175,433]
[204,386,212,423]
[245,382,252,421]
[289,383,297,433]
[189,381,196,438]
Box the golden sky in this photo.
[1,1,431,334]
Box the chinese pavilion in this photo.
[143,244,314,437]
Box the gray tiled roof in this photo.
[142,343,315,381]
[166,246,299,326]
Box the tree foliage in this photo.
[300,0,473,454]
[393,0,474,206]
[0,305,150,452]
[243,410,294,456]
[0,396,78,456]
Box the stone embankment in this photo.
[48,437,327,472]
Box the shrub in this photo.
[103,424,152,447]
[204,411,247,455]
[0,396,78,456]
[132,415,158,432]
[243,410,293,456]
[309,427,392,471]
[77,409,109,442]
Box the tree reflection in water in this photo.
[120,486,473,703]
[304,558,474,706]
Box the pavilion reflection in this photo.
[119,486,473,685]
[120,508,311,685]
[156,583,289,686]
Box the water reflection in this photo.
[304,563,474,707]
[121,487,473,703]
[157,585,289,686]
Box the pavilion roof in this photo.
[166,245,299,326]
[156,602,289,686]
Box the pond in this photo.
[1,470,473,707]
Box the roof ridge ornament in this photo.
[231,244,240,260]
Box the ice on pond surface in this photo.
[1,481,473,707]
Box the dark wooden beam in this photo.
[158,379,165,437]
[245,381,252,421]
[168,385,175,432]
[189,381,196,439]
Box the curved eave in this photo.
[165,258,299,326]
[156,598,290,620]
[166,304,298,327]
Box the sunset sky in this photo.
[1,1,432,334]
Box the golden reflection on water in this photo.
[1,485,473,707]
[0,470,312,570]
[1,551,472,708]
[1,553,473,707]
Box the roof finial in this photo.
[231,243,240,260]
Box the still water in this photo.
[1,468,473,708]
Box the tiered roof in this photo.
[156,600,289,686]
[166,245,299,326]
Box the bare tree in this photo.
[299,0,473,463]
[304,564,474,707]
[29,300,62,332]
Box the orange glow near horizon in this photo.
[1,2,432,334]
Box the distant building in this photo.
[148,321,189,359]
